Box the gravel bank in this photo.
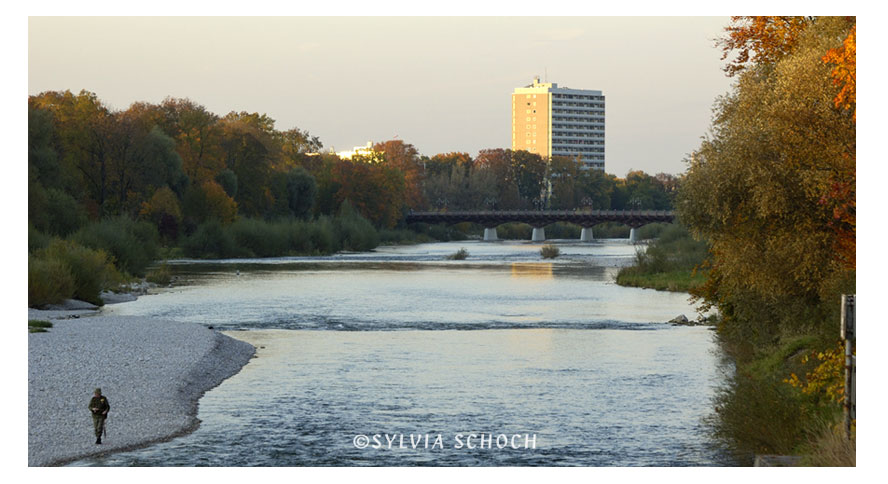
[28,311,255,466]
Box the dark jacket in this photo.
[89,395,110,416]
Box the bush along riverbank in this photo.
[27,202,383,308]
[615,223,709,293]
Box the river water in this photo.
[76,239,731,466]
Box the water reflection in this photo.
[510,263,554,279]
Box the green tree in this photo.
[218,112,277,217]
[510,150,547,206]
[475,149,522,209]
[286,166,317,219]
[215,169,238,199]
[28,107,60,189]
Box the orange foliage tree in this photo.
[374,140,426,210]
[330,158,407,228]
[718,16,812,76]
[823,24,856,119]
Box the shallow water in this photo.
[77,239,732,466]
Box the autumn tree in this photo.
[426,152,474,179]
[139,186,183,242]
[183,180,238,226]
[277,127,323,170]
[374,139,426,209]
[718,16,813,76]
[156,97,225,183]
[328,156,407,228]
[475,149,522,209]
[679,16,856,347]
[29,90,114,216]
[821,23,856,268]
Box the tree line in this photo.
[29,90,681,244]
[27,88,682,306]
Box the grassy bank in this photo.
[616,269,707,292]
[614,223,709,293]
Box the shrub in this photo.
[42,240,118,306]
[708,372,809,463]
[28,255,75,307]
[73,216,159,276]
[446,248,469,260]
[146,262,173,285]
[308,216,337,254]
[44,188,89,237]
[229,218,288,257]
[182,220,241,259]
[28,320,53,333]
[334,202,379,252]
[29,184,88,237]
[284,219,314,254]
[540,244,560,259]
[636,222,670,240]
[29,223,51,253]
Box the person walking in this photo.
[88,388,110,444]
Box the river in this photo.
[74,239,732,466]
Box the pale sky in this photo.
[28,16,734,177]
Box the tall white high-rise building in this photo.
[511,77,605,170]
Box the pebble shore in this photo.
[28,306,255,466]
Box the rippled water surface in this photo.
[79,240,731,466]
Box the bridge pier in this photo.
[531,227,546,242]
[483,227,498,241]
[580,227,594,242]
[629,227,638,244]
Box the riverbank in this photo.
[615,268,706,292]
[613,223,709,293]
[27,307,255,466]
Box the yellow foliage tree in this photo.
[139,186,182,224]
